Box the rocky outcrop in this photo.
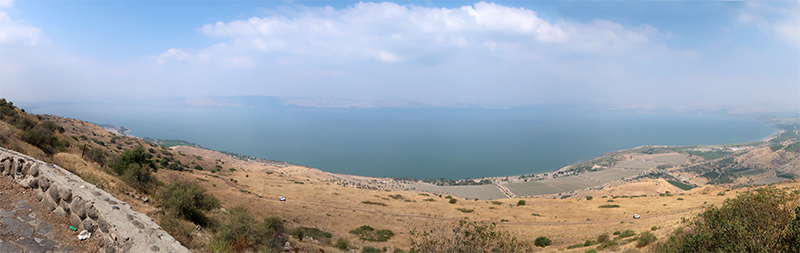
[0,147,189,253]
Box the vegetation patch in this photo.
[361,201,387,206]
[156,180,220,226]
[599,204,620,208]
[534,236,552,247]
[388,194,403,199]
[456,208,474,213]
[349,225,394,242]
[410,218,534,252]
[656,186,800,252]
[210,206,287,252]
[667,180,695,190]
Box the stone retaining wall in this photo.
[0,147,189,253]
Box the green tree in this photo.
[534,236,552,247]
[656,186,800,252]
[157,180,220,226]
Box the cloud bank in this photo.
[1,1,798,111]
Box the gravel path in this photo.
[0,175,99,252]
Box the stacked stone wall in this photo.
[0,147,189,253]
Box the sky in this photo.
[0,0,798,112]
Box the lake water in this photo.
[32,104,777,179]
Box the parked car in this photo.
[278,196,286,201]
[633,214,640,219]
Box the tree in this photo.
[534,236,551,247]
[656,186,800,252]
[157,180,220,226]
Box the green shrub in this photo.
[597,234,610,242]
[388,194,403,199]
[585,249,598,253]
[193,165,203,170]
[457,208,474,213]
[534,236,551,247]
[656,186,800,252]
[409,218,533,252]
[517,200,526,206]
[449,198,457,204]
[361,201,387,206]
[613,231,621,235]
[586,196,593,200]
[85,147,106,165]
[362,246,383,253]
[423,198,435,202]
[349,225,394,242]
[599,204,620,208]
[334,238,350,250]
[156,180,220,226]
[209,206,286,252]
[637,231,657,247]
[491,201,503,205]
[158,214,197,248]
[291,226,332,244]
[618,230,636,238]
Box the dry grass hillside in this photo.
[2,99,799,252]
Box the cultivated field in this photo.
[405,183,507,200]
[580,168,645,182]
[753,176,790,185]
[503,176,602,196]
[614,160,662,169]
[635,153,690,165]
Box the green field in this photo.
[666,180,695,191]
[406,184,507,200]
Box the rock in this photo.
[58,199,71,213]
[81,218,97,233]
[97,215,109,233]
[54,206,67,217]
[71,197,86,219]
[47,183,60,202]
[86,204,98,219]
[41,193,57,212]
[70,212,82,228]
[29,164,39,177]
[19,177,37,189]
[58,186,72,203]
[38,177,50,191]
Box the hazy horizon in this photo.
[1,0,798,112]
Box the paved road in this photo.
[0,176,98,252]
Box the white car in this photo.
[633,214,640,219]
[278,196,286,201]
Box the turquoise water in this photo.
[32,105,777,179]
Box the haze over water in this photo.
[32,104,776,179]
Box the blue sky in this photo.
[0,0,798,111]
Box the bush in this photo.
[362,246,383,253]
[361,201,387,206]
[291,226,332,244]
[156,180,220,226]
[334,238,350,250]
[349,225,394,242]
[456,208,474,213]
[586,196,593,200]
[85,147,106,165]
[597,234,610,242]
[158,214,197,248]
[637,231,657,247]
[193,165,203,170]
[534,236,551,247]
[656,186,800,252]
[599,204,620,208]
[210,206,287,252]
[410,218,533,252]
[449,198,457,204]
[618,230,636,238]
[517,200,526,206]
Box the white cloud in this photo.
[0,0,12,8]
[736,1,800,45]
[192,1,654,65]
[0,12,47,46]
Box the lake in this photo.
[31,104,777,179]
